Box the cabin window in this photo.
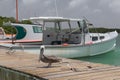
[92,36,98,41]
[69,21,81,34]
[100,36,104,40]
[33,26,42,33]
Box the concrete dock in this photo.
[0,48,120,80]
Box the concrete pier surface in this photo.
[0,48,120,80]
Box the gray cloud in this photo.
[0,0,120,28]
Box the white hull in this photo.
[42,38,116,58]
[19,32,117,58]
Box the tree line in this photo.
[0,16,31,34]
[89,28,120,33]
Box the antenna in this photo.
[54,0,58,17]
[16,0,19,22]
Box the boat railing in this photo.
[6,43,24,55]
[6,46,16,54]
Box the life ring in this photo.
[86,41,93,45]
[62,43,69,46]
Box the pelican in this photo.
[39,45,62,68]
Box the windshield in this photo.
[44,21,82,34]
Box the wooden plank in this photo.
[0,48,120,80]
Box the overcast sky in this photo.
[0,0,120,28]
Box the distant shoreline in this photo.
[89,28,120,33]
[0,16,119,33]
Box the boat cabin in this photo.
[30,17,91,45]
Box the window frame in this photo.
[33,26,42,33]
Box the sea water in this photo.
[75,34,120,66]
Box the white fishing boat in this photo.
[0,23,43,45]
[1,17,118,58]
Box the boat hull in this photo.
[17,37,116,58]
[44,38,116,58]
[0,31,118,58]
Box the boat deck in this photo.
[0,48,120,80]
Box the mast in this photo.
[11,0,18,44]
[16,0,19,22]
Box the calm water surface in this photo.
[75,34,120,66]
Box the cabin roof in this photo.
[30,17,81,22]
